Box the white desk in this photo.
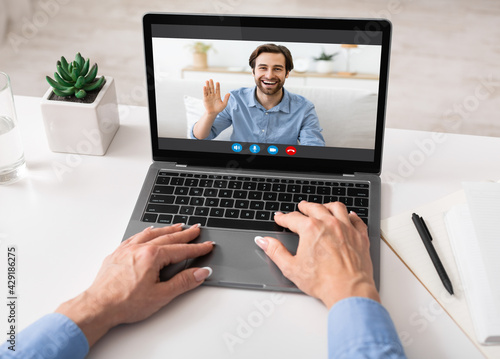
[2,96,498,358]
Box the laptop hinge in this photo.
[175,163,188,167]
[343,173,355,177]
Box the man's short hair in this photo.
[249,44,294,73]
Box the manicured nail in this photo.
[274,211,283,216]
[190,223,201,229]
[172,222,184,227]
[194,267,213,282]
[254,236,269,251]
[143,225,154,232]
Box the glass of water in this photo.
[0,72,25,184]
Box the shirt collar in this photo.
[247,86,291,113]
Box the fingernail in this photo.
[194,267,213,282]
[274,211,283,216]
[190,223,201,229]
[254,236,269,251]
[143,225,154,232]
[172,223,184,227]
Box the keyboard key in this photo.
[225,209,240,218]
[240,210,255,220]
[280,202,295,212]
[347,188,369,197]
[184,178,199,187]
[228,181,242,189]
[332,187,346,196]
[219,189,233,198]
[302,185,315,194]
[158,171,178,176]
[235,200,249,209]
[265,202,280,211]
[146,204,180,214]
[317,186,331,195]
[170,177,185,186]
[263,192,277,201]
[207,218,283,232]
[173,215,189,223]
[180,206,194,215]
[174,187,189,195]
[199,179,214,187]
[189,188,203,196]
[155,176,170,185]
[278,193,292,202]
[142,213,158,222]
[209,208,224,217]
[194,207,209,216]
[324,196,338,203]
[355,183,370,188]
[257,183,272,191]
[243,182,257,190]
[187,216,207,226]
[250,201,264,210]
[204,188,218,197]
[256,211,271,220]
[214,180,228,188]
[149,194,175,204]
[248,191,262,200]
[153,185,174,195]
[340,182,354,187]
[352,207,368,217]
[354,198,369,207]
[205,198,220,207]
[220,199,234,208]
[233,190,247,199]
[175,197,190,205]
[293,194,307,202]
[158,214,173,224]
[272,183,287,192]
[190,197,204,206]
[287,184,301,193]
[308,195,323,203]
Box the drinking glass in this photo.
[0,72,25,184]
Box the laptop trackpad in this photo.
[186,229,299,292]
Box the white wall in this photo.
[152,37,382,80]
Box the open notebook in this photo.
[381,186,500,358]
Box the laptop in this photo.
[123,13,392,292]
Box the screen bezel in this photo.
[143,13,391,175]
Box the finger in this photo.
[324,202,351,226]
[155,266,212,304]
[273,211,311,235]
[208,79,215,93]
[157,241,214,267]
[255,236,294,277]
[149,224,201,246]
[222,93,230,106]
[129,223,184,245]
[348,211,368,237]
[215,81,221,96]
[297,201,336,221]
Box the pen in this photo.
[411,213,454,295]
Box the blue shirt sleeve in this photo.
[328,297,407,359]
[0,313,89,359]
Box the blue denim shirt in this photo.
[191,86,326,146]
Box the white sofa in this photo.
[155,79,378,149]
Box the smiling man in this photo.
[191,44,325,146]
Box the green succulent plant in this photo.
[46,53,105,99]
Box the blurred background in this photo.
[0,0,499,137]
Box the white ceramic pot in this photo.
[315,60,334,74]
[40,76,120,155]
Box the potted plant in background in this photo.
[313,49,339,74]
[40,53,120,155]
[187,42,215,69]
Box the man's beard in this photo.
[255,77,284,96]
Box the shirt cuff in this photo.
[328,297,406,359]
[0,313,89,359]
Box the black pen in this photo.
[411,213,454,295]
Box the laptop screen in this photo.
[143,14,391,174]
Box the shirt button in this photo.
[265,113,269,115]
[262,129,265,132]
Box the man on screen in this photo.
[191,43,325,146]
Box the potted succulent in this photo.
[313,49,339,74]
[187,42,215,69]
[40,53,119,155]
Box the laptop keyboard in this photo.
[141,170,370,231]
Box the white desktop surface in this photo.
[2,96,498,358]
